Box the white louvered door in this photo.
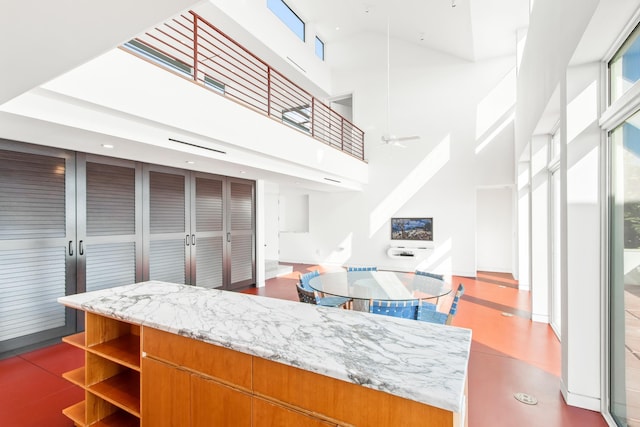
[0,143,76,352]
[144,166,190,284]
[227,179,255,290]
[76,155,143,295]
[191,174,225,289]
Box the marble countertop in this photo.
[58,281,471,413]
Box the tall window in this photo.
[267,0,305,41]
[609,112,640,427]
[315,36,325,60]
[609,24,640,104]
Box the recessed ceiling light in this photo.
[240,170,246,174]
[101,144,114,149]
[186,161,195,165]
[335,26,340,31]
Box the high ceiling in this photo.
[288,0,530,62]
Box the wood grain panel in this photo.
[253,397,337,427]
[253,358,454,427]
[191,374,251,427]
[86,312,136,346]
[143,327,252,390]
[141,356,190,427]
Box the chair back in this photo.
[448,283,465,318]
[347,266,377,272]
[296,283,318,304]
[416,283,465,325]
[369,299,419,319]
[415,270,444,280]
[299,270,320,290]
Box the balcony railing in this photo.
[123,11,365,161]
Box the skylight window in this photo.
[267,0,305,41]
[315,36,325,61]
[124,39,191,75]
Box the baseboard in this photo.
[531,313,549,323]
[560,379,602,412]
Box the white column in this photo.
[561,63,602,411]
[530,134,550,323]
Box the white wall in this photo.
[0,49,367,190]
[515,0,599,158]
[530,134,550,323]
[563,62,602,410]
[476,187,514,273]
[264,182,280,261]
[517,158,531,289]
[276,33,516,276]
[201,0,332,97]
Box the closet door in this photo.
[191,174,225,289]
[227,179,255,290]
[0,142,76,353]
[144,166,190,284]
[76,155,142,294]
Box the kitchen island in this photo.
[58,281,471,426]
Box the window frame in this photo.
[267,0,305,42]
[315,36,325,61]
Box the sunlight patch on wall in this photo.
[567,146,598,204]
[567,80,597,144]
[476,68,516,140]
[518,166,529,191]
[321,233,353,265]
[475,111,514,154]
[415,238,452,274]
[531,139,548,175]
[369,135,451,237]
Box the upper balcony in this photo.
[122,11,365,161]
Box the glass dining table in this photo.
[308,270,451,311]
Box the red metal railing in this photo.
[123,11,365,161]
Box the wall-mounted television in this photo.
[391,217,433,241]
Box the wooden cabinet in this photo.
[141,356,190,427]
[61,313,141,426]
[191,374,252,427]
[253,398,337,427]
[62,315,463,427]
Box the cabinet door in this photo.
[191,174,224,289]
[0,143,76,353]
[77,155,142,294]
[141,357,190,427]
[144,166,190,283]
[227,179,255,290]
[191,374,251,427]
[253,397,336,427]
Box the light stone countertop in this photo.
[58,281,471,413]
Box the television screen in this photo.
[391,217,433,241]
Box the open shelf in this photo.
[62,367,85,387]
[87,334,141,371]
[93,410,140,427]
[62,332,86,349]
[62,401,86,427]
[88,369,141,417]
[62,313,142,427]
[387,246,432,258]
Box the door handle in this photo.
[191,234,196,246]
[79,240,84,256]
[227,232,231,243]
[186,234,190,246]
[68,241,74,256]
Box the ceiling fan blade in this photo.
[393,135,420,142]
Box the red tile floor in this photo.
[0,265,608,426]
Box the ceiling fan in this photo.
[381,20,419,147]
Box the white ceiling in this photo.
[288,0,530,62]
